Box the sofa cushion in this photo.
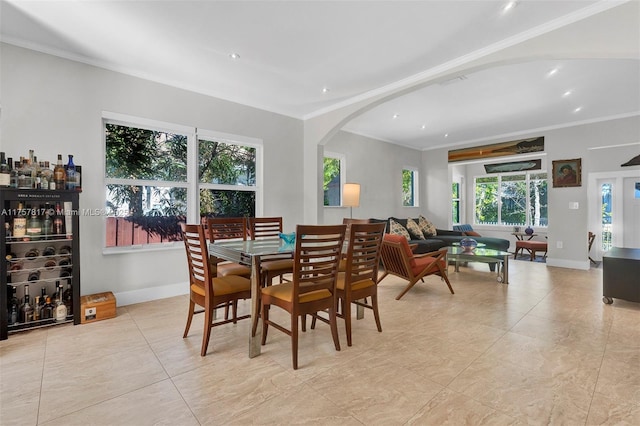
[464,230,482,237]
[412,255,446,276]
[418,215,437,237]
[405,218,425,240]
[389,218,411,240]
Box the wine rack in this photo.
[1,189,81,339]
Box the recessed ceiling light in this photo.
[562,90,573,98]
[502,1,518,14]
[421,124,426,130]
[546,67,559,77]
[574,106,583,113]
[444,133,449,138]
[322,87,329,94]
[392,114,400,119]
[229,53,240,60]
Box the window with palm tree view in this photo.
[105,121,257,248]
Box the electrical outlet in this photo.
[557,241,563,249]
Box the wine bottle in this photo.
[0,152,10,187]
[32,296,41,321]
[53,154,66,190]
[20,284,34,323]
[65,155,76,190]
[41,297,54,320]
[8,286,18,325]
[8,157,18,188]
[26,206,43,240]
[13,202,27,239]
[63,280,73,315]
[55,283,67,321]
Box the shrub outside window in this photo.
[104,116,259,249]
[323,153,344,206]
[402,168,418,207]
[474,172,547,227]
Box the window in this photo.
[474,172,547,226]
[104,115,259,249]
[323,153,344,206]
[402,168,418,207]
[452,181,461,224]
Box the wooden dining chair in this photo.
[379,233,454,300]
[260,224,346,369]
[206,217,251,278]
[588,231,597,264]
[248,217,294,288]
[339,218,371,272]
[181,224,252,356]
[312,222,386,346]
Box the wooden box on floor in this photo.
[80,292,117,324]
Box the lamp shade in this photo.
[343,183,361,207]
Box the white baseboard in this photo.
[113,282,188,306]
[546,257,590,270]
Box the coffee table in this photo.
[446,246,510,284]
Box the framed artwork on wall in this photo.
[552,158,582,187]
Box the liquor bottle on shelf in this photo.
[0,152,10,187]
[8,157,18,188]
[42,209,53,239]
[54,282,67,321]
[13,202,27,239]
[53,154,66,190]
[41,161,54,190]
[40,297,54,320]
[65,155,76,191]
[20,284,34,323]
[7,286,19,325]
[53,202,65,236]
[63,280,73,315]
[32,296,41,321]
[26,206,43,240]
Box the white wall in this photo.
[423,116,640,269]
[322,131,427,224]
[0,44,305,304]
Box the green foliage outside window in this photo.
[402,169,415,206]
[323,157,341,206]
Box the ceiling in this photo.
[1,0,639,150]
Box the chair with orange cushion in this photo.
[181,223,252,356]
[379,234,453,300]
[248,217,294,288]
[260,224,346,369]
[206,217,252,278]
[312,222,386,346]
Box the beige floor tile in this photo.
[2,260,639,425]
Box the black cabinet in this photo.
[1,189,81,339]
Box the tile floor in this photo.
[1,260,639,425]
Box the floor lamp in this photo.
[343,183,361,219]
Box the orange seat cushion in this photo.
[262,281,331,304]
[261,259,293,272]
[336,274,375,291]
[191,274,250,297]
[411,255,444,277]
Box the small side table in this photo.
[512,232,537,241]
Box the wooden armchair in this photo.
[379,234,454,300]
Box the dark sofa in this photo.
[370,217,510,254]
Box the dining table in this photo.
[209,236,363,358]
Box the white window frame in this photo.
[323,151,346,207]
[102,112,262,253]
[402,167,419,207]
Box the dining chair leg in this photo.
[183,299,195,338]
[291,314,299,370]
[372,293,382,332]
[232,300,238,324]
[329,305,341,352]
[261,304,269,345]
[342,298,352,346]
[202,303,213,357]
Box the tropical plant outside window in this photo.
[105,121,257,248]
[452,182,460,224]
[323,154,343,206]
[474,172,547,226]
[402,169,418,207]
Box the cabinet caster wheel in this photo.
[497,275,503,283]
[602,296,613,305]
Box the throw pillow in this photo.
[464,230,482,237]
[405,218,425,240]
[418,215,437,238]
[389,218,411,240]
